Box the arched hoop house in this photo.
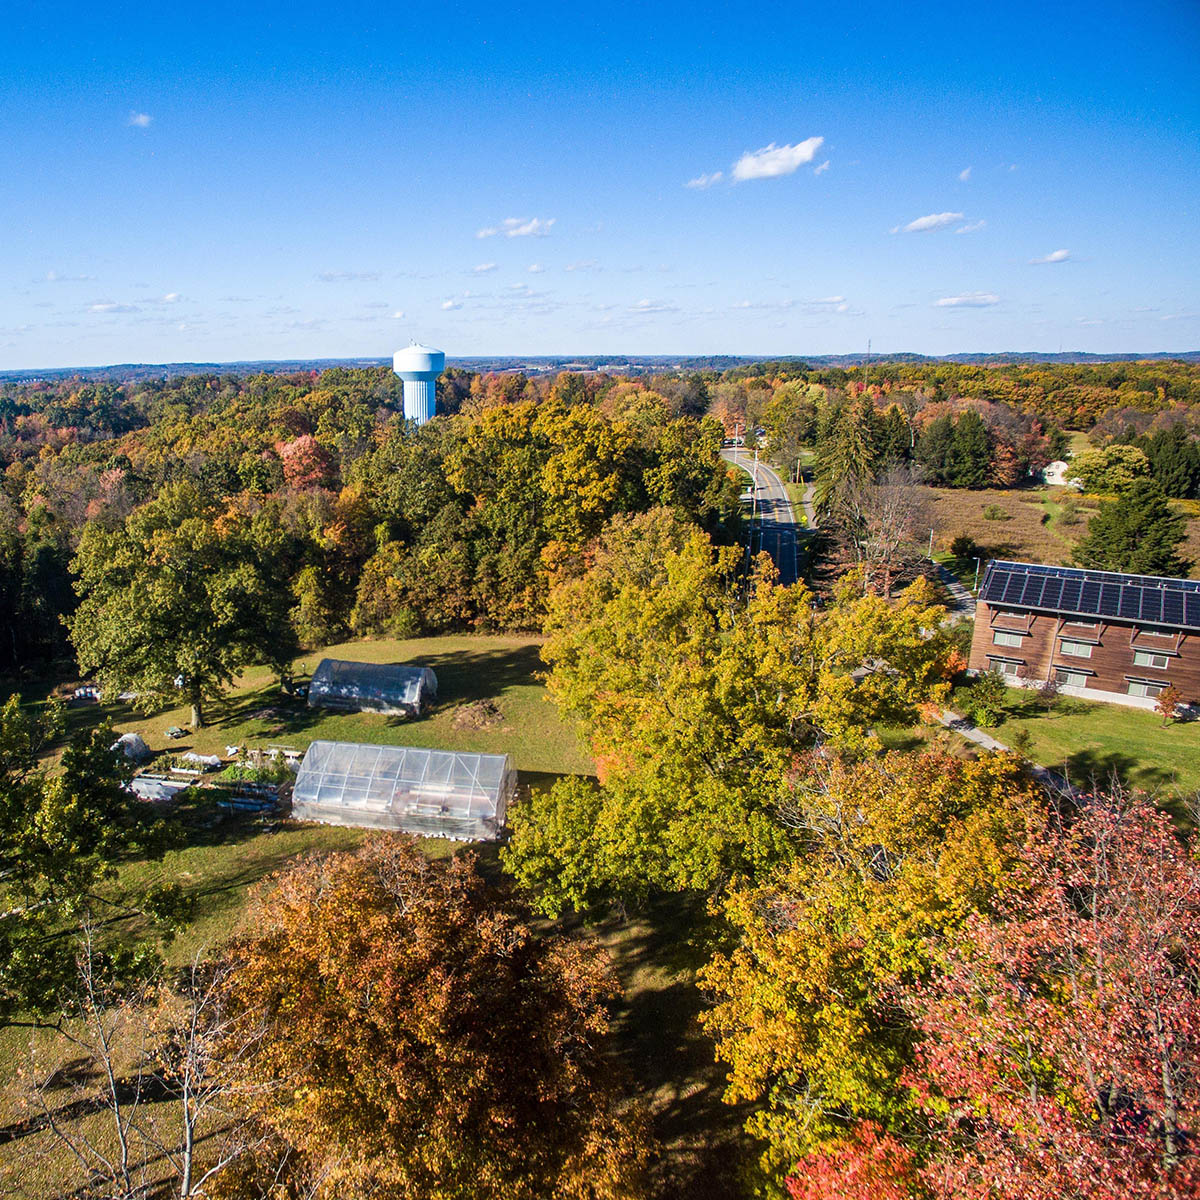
[307,659,438,717]
[291,740,516,841]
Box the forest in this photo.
[1,357,1199,1198]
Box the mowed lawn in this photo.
[19,633,592,780]
[0,639,749,1197]
[952,684,1200,800]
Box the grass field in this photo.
[15,633,592,781]
[949,683,1200,800]
[0,636,747,1198]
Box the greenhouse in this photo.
[307,659,438,717]
[291,740,516,840]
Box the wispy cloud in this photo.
[934,292,1000,308]
[392,310,406,319]
[1030,249,1071,264]
[732,137,824,181]
[565,260,599,272]
[88,300,139,313]
[892,211,964,234]
[813,160,831,176]
[127,111,152,128]
[45,269,95,282]
[955,220,986,234]
[629,299,678,314]
[685,171,724,189]
[476,217,555,239]
[317,270,381,282]
[473,262,498,274]
[958,166,972,182]
[527,263,545,273]
[441,299,462,311]
[160,292,181,303]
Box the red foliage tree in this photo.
[786,789,1200,1200]
[276,434,334,490]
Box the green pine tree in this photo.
[1073,479,1191,577]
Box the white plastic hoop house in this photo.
[291,740,516,841]
[307,659,438,717]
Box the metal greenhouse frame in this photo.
[307,659,438,717]
[291,740,516,841]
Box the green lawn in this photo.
[13,633,592,781]
[0,637,747,1197]
[952,684,1200,799]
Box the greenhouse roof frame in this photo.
[291,740,515,841]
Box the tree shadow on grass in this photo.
[590,894,750,1200]
[1059,748,1177,796]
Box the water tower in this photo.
[392,344,445,426]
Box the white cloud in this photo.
[88,301,139,313]
[45,269,94,282]
[685,171,724,189]
[892,211,964,234]
[392,310,406,319]
[317,270,381,282]
[161,292,181,303]
[934,292,1000,308]
[1030,249,1071,264]
[441,299,461,310]
[813,160,830,176]
[815,295,846,304]
[958,166,972,182]
[565,259,599,272]
[473,262,498,274]
[128,111,152,128]
[629,299,678,314]
[732,137,824,181]
[476,217,555,239]
[527,263,545,273]
[955,220,986,234]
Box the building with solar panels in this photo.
[969,560,1200,710]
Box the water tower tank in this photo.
[393,344,445,426]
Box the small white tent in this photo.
[111,732,151,762]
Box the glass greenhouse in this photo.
[291,740,516,840]
[307,659,438,717]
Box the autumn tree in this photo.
[216,837,653,1200]
[904,788,1200,1199]
[503,510,954,913]
[69,483,298,727]
[0,698,176,1025]
[701,752,1043,1192]
[1072,479,1190,576]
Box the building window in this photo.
[987,658,1023,677]
[992,630,1024,648]
[1055,668,1089,687]
[1132,650,1171,670]
[1059,639,1094,658]
[1063,621,1099,633]
[1128,679,1166,699]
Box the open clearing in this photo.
[0,636,745,1198]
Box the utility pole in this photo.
[928,527,934,559]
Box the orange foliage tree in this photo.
[214,837,653,1200]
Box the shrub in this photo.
[949,534,976,559]
[982,504,1011,521]
[959,670,1008,727]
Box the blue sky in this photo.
[3,0,1199,367]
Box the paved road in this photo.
[721,447,804,586]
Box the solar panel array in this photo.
[979,561,1200,630]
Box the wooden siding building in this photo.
[969,560,1200,711]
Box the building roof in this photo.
[979,560,1200,631]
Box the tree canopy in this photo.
[215,837,653,1200]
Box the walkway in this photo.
[935,708,1075,794]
